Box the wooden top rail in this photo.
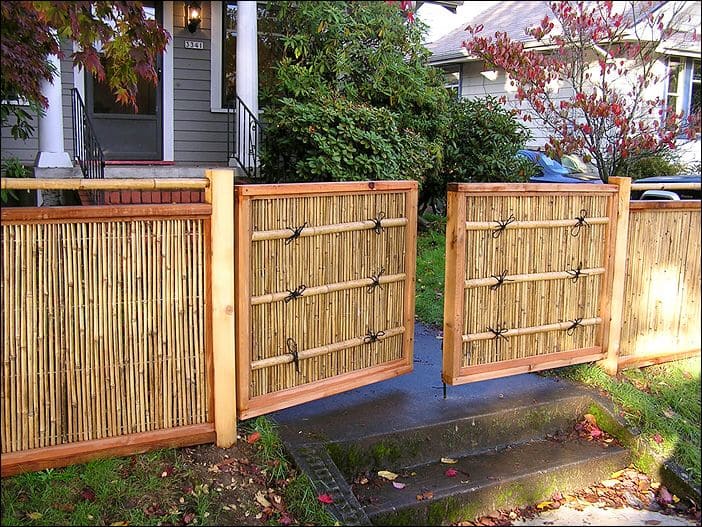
[252,217,408,241]
[630,200,701,211]
[462,317,602,343]
[235,180,417,197]
[250,326,406,370]
[448,182,618,194]
[1,204,212,223]
[464,216,609,231]
[1,177,209,191]
[465,268,605,288]
[631,182,701,191]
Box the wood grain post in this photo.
[599,176,631,375]
[442,187,467,384]
[205,169,237,447]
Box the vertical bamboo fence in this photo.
[0,175,233,477]
[618,200,701,368]
[442,182,623,385]
[235,182,417,419]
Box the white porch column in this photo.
[236,1,259,169]
[35,51,73,168]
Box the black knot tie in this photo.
[492,214,516,238]
[286,337,300,373]
[566,318,584,336]
[566,263,583,283]
[571,209,589,237]
[285,222,308,245]
[487,325,509,340]
[370,212,386,235]
[284,284,307,303]
[489,270,513,291]
[363,329,385,343]
[367,268,385,293]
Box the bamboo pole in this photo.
[464,268,605,288]
[599,177,631,375]
[251,217,408,242]
[251,327,406,370]
[207,169,237,448]
[462,318,602,342]
[630,182,701,191]
[0,177,209,191]
[464,216,609,231]
[250,273,406,305]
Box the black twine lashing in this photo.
[363,329,386,344]
[286,337,300,373]
[492,213,516,238]
[285,222,308,245]
[367,268,385,293]
[370,212,386,235]
[487,325,509,340]
[490,269,513,291]
[566,263,583,283]
[284,284,307,303]
[570,209,589,237]
[566,318,584,336]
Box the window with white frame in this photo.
[666,56,701,130]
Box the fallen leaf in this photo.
[255,491,272,508]
[657,486,673,506]
[378,470,398,481]
[601,479,619,488]
[247,431,261,444]
[161,465,174,478]
[79,487,96,501]
[182,511,196,524]
[644,521,661,525]
[318,493,334,504]
[445,468,458,477]
[652,433,664,444]
[441,457,458,464]
[583,413,597,426]
[110,522,130,526]
[672,495,680,503]
[536,501,553,509]
[279,514,293,526]
[53,503,75,512]
[392,481,406,489]
[416,490,434,501]
[26,512,43,520]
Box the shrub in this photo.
[615,149,687,179]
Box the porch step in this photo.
[103,164,220,179]
[357,437,630,525]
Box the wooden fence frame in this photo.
[0,171,236,477]
[234,181,418,419]
[442,181,624,385]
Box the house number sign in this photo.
[184,40,204,50]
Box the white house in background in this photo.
[0,0,462,181]
[426,0,701,168]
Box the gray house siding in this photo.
[172,3,229,164]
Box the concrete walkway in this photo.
[517,504,699,526]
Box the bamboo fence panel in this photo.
[443,185,617,384]
[619,205,701,365]
[0,215,210,454]
[236,183,417,418]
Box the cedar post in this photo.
[599,176,631,375]
[206,169,237,447]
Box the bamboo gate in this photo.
[442,182,622,384]
[234,182,418,418]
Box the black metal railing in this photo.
[226,94,262,179]
[71,88,105,203]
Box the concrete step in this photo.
[357,438,630,525]
[325,393,593,476]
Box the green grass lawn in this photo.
[415,219,447,328]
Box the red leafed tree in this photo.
[463,1,700,182]
[1,1,169,140]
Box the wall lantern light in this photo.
[186,2,202,33]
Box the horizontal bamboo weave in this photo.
[462,193,610,367]
[248,192,409,398]
[620,207,701,360]
[1,219,209,454]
